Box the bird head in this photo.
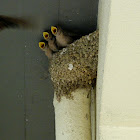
[43,31,53,41]
[51,26,61,36]
[39,42,47,51]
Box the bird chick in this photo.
[0,15,29,31]
[43,31,58,52]
[39,42,53,59]
[51,26,74,47]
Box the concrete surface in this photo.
[97,0,140,139]
[0,0,98,140]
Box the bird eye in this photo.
[39,42,45,49]
[43,32,49,40]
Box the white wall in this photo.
[97,0,140,139]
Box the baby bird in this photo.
[0,15,28,31]
[39,42,53,59]
[51,26,74,47]
[43,31,58,52]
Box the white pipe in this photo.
[50,30,99,140]
[53,88,92,140]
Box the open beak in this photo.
[51,26,57,35]
[39,42,45,49]
[43,32,49,40]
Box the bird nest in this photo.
[49,30,99,101]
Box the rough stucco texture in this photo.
[49,30,99,100]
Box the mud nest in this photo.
[49,30,99,100]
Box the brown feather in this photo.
[0,15,29,31]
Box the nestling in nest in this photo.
[39,26,99,101]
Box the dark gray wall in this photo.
[0,0,98,139]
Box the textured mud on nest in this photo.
[49,30,99,100]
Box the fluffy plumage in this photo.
[43,31,58,52]
[51,26,74,47]
[39,42,53,59]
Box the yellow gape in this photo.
[43,32,49,40]
[39,42,45,49]
[51,26,57,35]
